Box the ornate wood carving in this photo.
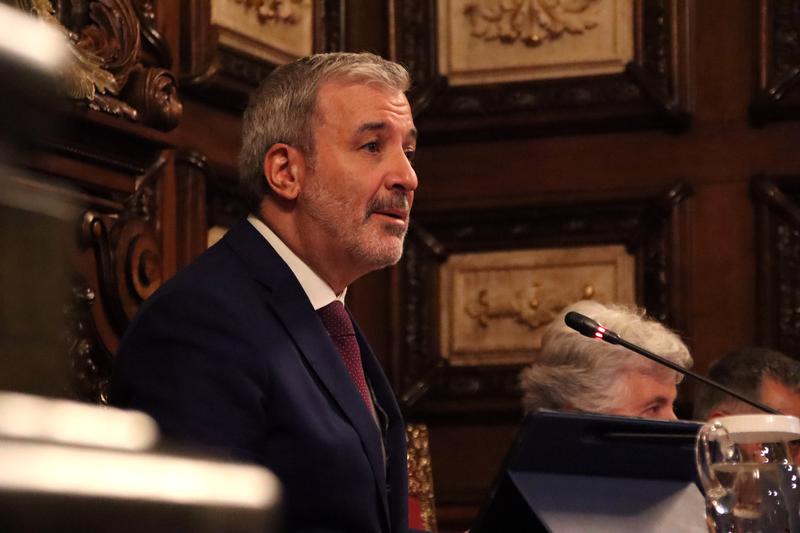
[233,0,307,24]
[751,0,800,124]
[80,156,167,339]
[393,183,692,416]
[175,149,212,267]
[463,0,602,47]
[391,0,690,141]
[752,176,800,355]
[180,0,345,111]
[406,423,438,533]
[66,279,114,403]
[17,0,182,131]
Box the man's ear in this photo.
[263,144,307,201]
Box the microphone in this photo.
[564,311,781,416]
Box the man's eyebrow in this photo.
[356,122,387,134]
[356,122,418,142]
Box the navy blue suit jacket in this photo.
[110,220,409,533]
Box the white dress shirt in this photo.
[247,215,346,310]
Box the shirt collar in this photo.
[247,215,346,310]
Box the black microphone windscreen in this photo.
[564,311,600,337]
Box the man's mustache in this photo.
[367,193,410,215]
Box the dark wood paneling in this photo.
[6,1,800,532]
[751,0,800,123]
[753,175,800,356]
[390,0,691,142]
[391,185,692,419]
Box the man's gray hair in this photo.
[520,300,692,414]
[238,52,411,213]
[692,346,800,420]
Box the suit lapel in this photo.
[222,221,392,531]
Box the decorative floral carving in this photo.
[16,0,181,130]
[232,0,308,25]
[393,0,688,139]
[463,0,601,47]
[20,0,121,101]
[465,283,594,329]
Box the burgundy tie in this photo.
[317,301,374,413]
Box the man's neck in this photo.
[254,209,357,295]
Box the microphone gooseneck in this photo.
[564,311,781,416]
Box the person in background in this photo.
[693,346,800,420]
[520,300,693,420]
[111,52,422,533]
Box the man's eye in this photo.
[405,149,416,162]
[362,141,380,153]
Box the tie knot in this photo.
[317,301,355,337]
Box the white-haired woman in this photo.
[520,300,693,420]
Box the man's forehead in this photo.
[317,80,411,113]
[761,375,800,416]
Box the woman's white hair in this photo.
[520,300,692,414]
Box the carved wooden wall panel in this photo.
[390,0,691,142]
[751,0,800,123]
[1,0,197,403]
[13,0,182,131]
[393,184,692,417]
[3,3,800,532]
[753,176,800,357]
[180,0,345,110]
[175,149,211,266]
[44,119,176,404]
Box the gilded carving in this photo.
[232,0,307,25]
[405,423,437,533]
[211,0,314,65]
[16,0,181,130]
[437,0,633,86]
[22,0,121,101]
[440,245,635,366]
[463,0,601,47]
[466,283,596,329]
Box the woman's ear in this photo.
[263,144,307,201]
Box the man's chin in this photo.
[361,239,405,269]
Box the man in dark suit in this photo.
[110,52,419,533]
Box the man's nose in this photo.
[386,148,418,192]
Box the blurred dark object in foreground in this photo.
[0,8,284,532]
[0,392,282,533]
[0,2,68,163]
[0,2,75,397]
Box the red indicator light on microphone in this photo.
[598,326,607,333]
[594,332,604,339]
